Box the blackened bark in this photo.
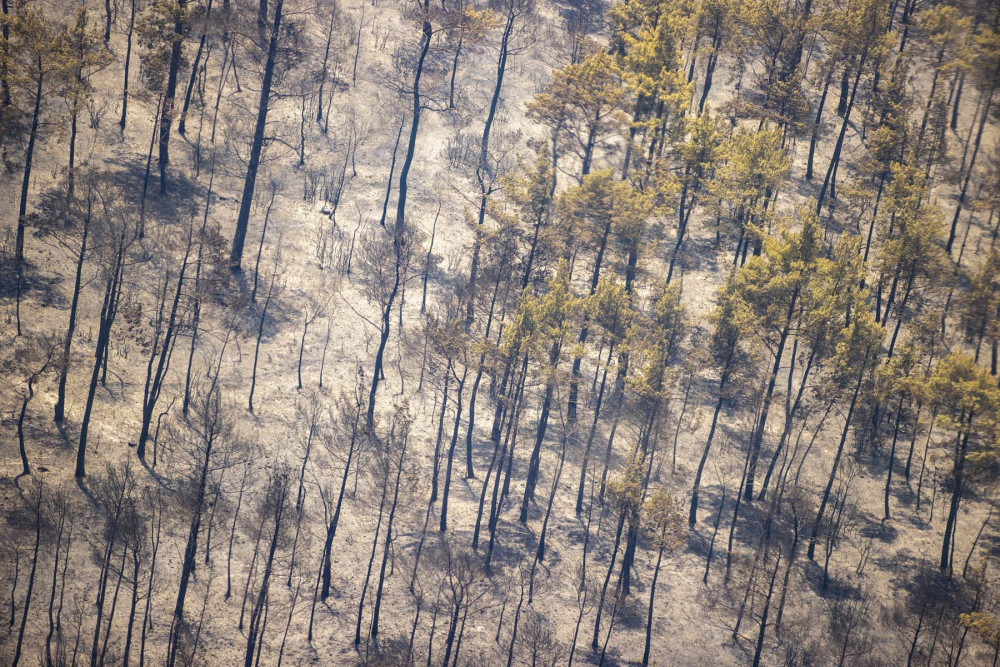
[319,404,361,600]
[378,114,406,228]
[690,369,730,526]
[440,365,469,531]
[807,368,866,560]
[138,228,194,458]
[370,434,408,636]
[76,235,125,478]
[119,0,136,130]
[178,0,214,136]
[158,0,186,195]
[11,484,42,667]
[231,0,284,271]
[54,187,91,422]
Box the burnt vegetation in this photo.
[1,0,1000,664]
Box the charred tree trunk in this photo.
[178,0,214,136]
[157,0,186,195]
[54,196,91,422]
[230,0,284,271]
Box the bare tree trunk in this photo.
[231,0,284,271]
[178,0,214,136]
[440,365,469,531]
[157,0,186,195]
[11,482,42,667]
[54,202,91,422]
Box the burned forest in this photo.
[2,0,1000,664]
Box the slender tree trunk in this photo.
[698,38,720,114]
[378,114,406,228]
[138,504,161,667]
[942,416,974,571]
[751,552,782,667]
[316,9,335,124]
[816,41,871,213]
[392,19,431,238]
[745,294,798,500]
[440,366,469,531]
[947,64,999,253]
[577,344,613,513]
[448,31,463,109]
[138,231,193,458]
[119,0,136,130]
[806,72,831,181]
[123,552,145,667]
[353,477,388,646]
[166,413,217,666]
[884,396,904,520]
[641,545,665,666]
[244,477,288,667]
[690,370,730,526]
[16,381,34,476]
[11,485,42,667]
[465,9,515,326]
[758,347,816,500]
[178,0,214,136]
[55,204,91,421]
[248,267,277,413]
[231,0,284,271]
[370,436,408,637]
[703,488,727,584]
[14,64,44,335]
[158,0,186,195]
[44,503,67,667]
[76,237,124,478]
[366,248,402,425]
[592,512,625,650]
[807,369,866,560]
[319,411,360,600]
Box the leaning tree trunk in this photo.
[946,63,999,253]
[230,0,284,271]
[54,154,92,422]
[690,366,731,526]
[816,38,872,213]
[178,0,214,136]
[807,368,865,560]
[166,413,216,667]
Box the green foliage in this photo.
[59,6,113,116]
[874,165,946,287]
[588,275,633,344]
[925,353,1000,439]
[708,128,789,240]
[817,0,893,69]
[676,108,723,179]
[960,248,1000,352]
[558,169,655,259]
[607,448,646,514]
[734,206,822,341]
[799,231,866,359]
[643,486,684,552]
[526,48,628,163]
[709,270,754,370]
[960,611,1000,654]
[1,4,68,103]
[615,0,693,120]
[136,0,188,93]
[500,260,581,362]
[624,280,684,401]
[828,306,881,388]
